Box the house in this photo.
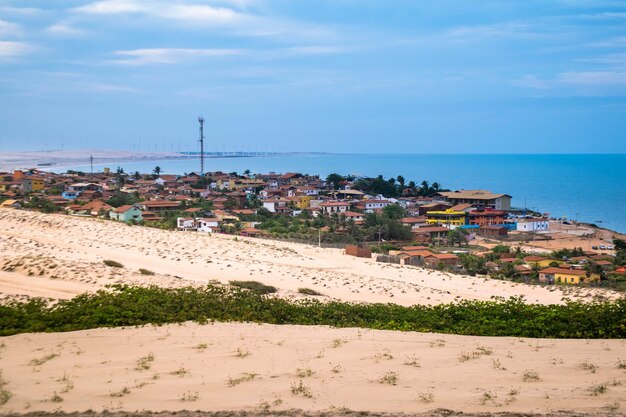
[138,200,181,212]
[341,211,366,224]
[22,176,45,192]
[468,209,506,226]
[423,253,459,268]
[81,199,113,216]
[517,218,550,232]
[426,209,467,227]
[476,225,509,237]
[538,267,600,285]
[437,190,512,211]
[417,202,451,216]
[356,199,391,212]
[177,218,197,231]
[412,226,450,242]
[523,256,555,268]
[0,199,21,209]
[319,201,351,214]
[400,216,428,230]
[154,175,179,186]
[197,217,220,233]
[110,205,143,222]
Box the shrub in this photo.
[103,260,124,268]
[298,288,323,296]
[229,280,277,294]
[139,269,155,276]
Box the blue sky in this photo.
[1,0,625,153]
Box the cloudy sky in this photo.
[1,0,625,153]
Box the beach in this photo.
[0,208,619,305]
[1,209,625,416]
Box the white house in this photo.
[177,218,197,231]
[319,201,351,214]
[516,218,550,232]
[197,217,220,233]
[357,199,392,211]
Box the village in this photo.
[0,167,624,288]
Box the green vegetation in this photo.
[298,288,323,296]
[103,260,124,268]
[0,285,624,338]
[139,268,155,276]
[229,280,277,294]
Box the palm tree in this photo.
[153,166,162,175]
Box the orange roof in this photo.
[114,205,136,213]
[540,267,588,276]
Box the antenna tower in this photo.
[198,116,205,175]
[90,155,94,174]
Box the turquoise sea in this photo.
[65,154,626,234]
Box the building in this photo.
[109,205,142,222]
[426,209,467,227]
[319,201,351,214]
[22,176,45,192]
[517,218,550,232]
[437,190,512,210]
[356,199,392,211]
[538,267,600,285]
[468,209,506,226]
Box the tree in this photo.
[382,204,405,220]
[448,228,468,247]
[326,173,344,190]
[153,166,162,176]
[396,175,405,187]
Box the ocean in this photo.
[62,153,626,234]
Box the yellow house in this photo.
[295,195,313,209]
[539,267,600,285]
[524,256,561,268]
[426,209,467,227]
[22,176,44,192]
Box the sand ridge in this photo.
[0,209,619,305]
[0,322,625,414]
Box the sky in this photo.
[1,0,626,154]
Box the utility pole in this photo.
[90,155,93,175]
[198,116,205,175]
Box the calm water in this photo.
[64,154,626,233]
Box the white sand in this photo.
[0,321,624,414]
[1,209,619,305]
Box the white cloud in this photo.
[110,48,241,65]
[0,6,44,16]
[0,41,35,58]
[47,23,89,37]
[73,0,249,26]
[559,71,626,86]
[0,19,22,37]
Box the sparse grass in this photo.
[57,373,74,393]
[617,359,626,369]
[0,371,11,405]
[459,346,493,362]
[603,401,621,413]
[429,338,446,347]
[135,353,155,371]
[228,372,258,387]
[492,358,506,370]
[139,268,154,276]
[589,383,608,396]
[171,365,189,377]
[298,288,323,296]
[331,364,343,374]
[180,390,199,401]
[403,355,420,367]
[290,380,313,398]
[480,390,497,405]
[195,343,208,351]
[50,392,63,402]
[418,391,434,403]
[522,370,541,382]
[378,371,398,385]
[110,386,131,397]
[29,353,59,366]
[229,280,277,294]
[235,347,251,358]
[331,338,347,348]
[103,260,124,268]
[296,367,315,378]
[579,360,598,373]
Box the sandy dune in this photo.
[0,321,625,414]
[0,209,619,305]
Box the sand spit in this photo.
[0,209,619,305]
[0,322,625,414]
